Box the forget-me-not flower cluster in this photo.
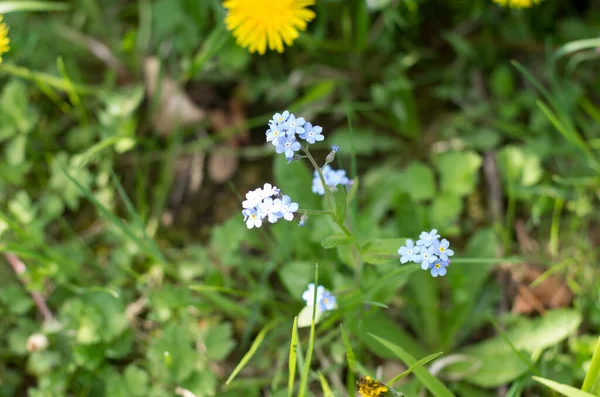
[302,283,337,312]
[266,110,325,162]
[312,165,352,196]
[241,183,299,229]
[397,229,454,277]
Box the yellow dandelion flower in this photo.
[223,0,316,55]
[0,15,10,63]
[357,376,389,397]
[493,0,542,8]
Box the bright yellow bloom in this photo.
[0,15,9,63]
[357,376,389,397]
[223,0,316,55]
[493,0,542,8]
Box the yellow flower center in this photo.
[492,0,542,7]
[357,376,388,397]
[439,247,445,252]
[223,0,316,55]
[0,15,10,63]
[435,263,441,269]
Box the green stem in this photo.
[582,336,600,393]
[338,222,353,237]
[303,147,334,211]
[299,208,331,215]
[298,265,319,397]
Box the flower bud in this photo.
[26,333,49,353]
[299,213,308,226]
[325,145,339,164]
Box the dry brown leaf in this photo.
[511,264,573,314]
[143,57,206,135]
[208,145,238,183]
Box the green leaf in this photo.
[331,185,348,224]
[321,233,355,249]
[429,194,463,228]
[360,238,405,265]
[450,309,582,387]
[148,323,196,383]
[435,151,482,196]
[0,1,69,13]
[0,284,33,315]
[124,365,149,397]
[399,162,435,202]
[354,310,425,360]
[273,155,319,210]
[279,261,314,299]
[204,323,236,361]
[369,333,456,397]
[497,146,543,187]
[532,376,596,397]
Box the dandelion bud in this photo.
[26,333,48,352]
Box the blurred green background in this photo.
[1,0,600,396]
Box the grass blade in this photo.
[288,316,298,397]
[533,376,596,397]
[369,333,456,397]
[226,319,280,385]
[581,336,600,393]
[298,264,319,397]
[341,324,357,392]
[0,1,68,13]
[57,159,165,265]
[387,352,444,385]
[318,372,334,397]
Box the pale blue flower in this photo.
[260,197,282,223]
[302,283,324,305]
[271,110,290,125]
[417,246,438,270]
[331,145,339,152]
[416,229,440,247]
[301,284,336,312]
[241,183,297,229]
[398,239,421,264]
[243,208,263,229]
[274,195,298,221]
[299,122,324,144]
[312,165,351,196]
[434,238,454,261]
[284,114,306,135]
[430,259,449,277]
[318,291,336,312]
[275,135,301,159]
[266,122,284,145]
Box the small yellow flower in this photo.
[0,15,10,63]
[223,0,316,55]
[357,376,389,397]
[493,0,542,8]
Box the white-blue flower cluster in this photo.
[397,229,454,277]
[312,165,352,196]
[242,183,299,229]
[302,283,336,312]
[266,110,324,161]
